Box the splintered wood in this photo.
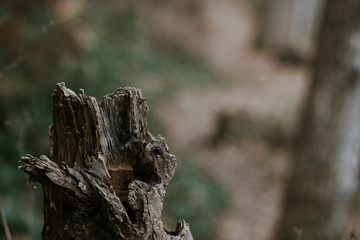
[20,83,193,240]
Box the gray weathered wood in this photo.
[19,83,193,240]
[275,1,360,239]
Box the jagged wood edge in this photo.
[19,83,193,240]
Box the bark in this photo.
[275,1,360,240]
[19,83,193,240]
[260,0,324,60]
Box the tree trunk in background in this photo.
[275,1,360,239]
[260,0,324,60]
[19,83,193,240]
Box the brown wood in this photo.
[19,83,193,240]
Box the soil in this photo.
[148,0,310,239]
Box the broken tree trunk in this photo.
[19,83,193,240]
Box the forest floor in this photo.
[150,0,310,239]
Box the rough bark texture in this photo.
[275,1,360,240]
[19,83,193,240]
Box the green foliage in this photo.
[1,187,43,240]
[163,155,228,240]
[0,1,226,238]
[244,0,265,16]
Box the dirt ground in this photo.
[148,0,310,239]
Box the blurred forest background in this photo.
[2,0,355,239]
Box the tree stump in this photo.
[19,83,193,240]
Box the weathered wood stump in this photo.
[19,83,193,240]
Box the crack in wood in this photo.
[19,83,193,240]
